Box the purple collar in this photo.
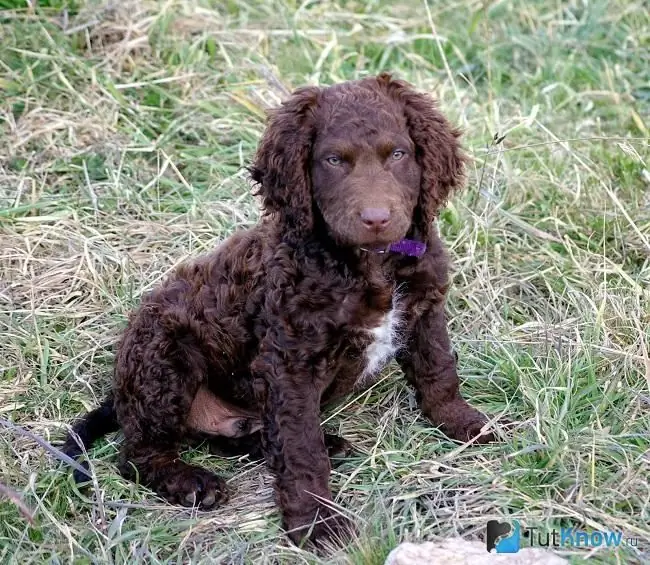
[359,239,427,258]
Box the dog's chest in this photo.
[356,295,404,385]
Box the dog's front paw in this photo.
[429,399,495,444]
[286,509,355,549]
[456,412,495,444]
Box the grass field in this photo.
[1,0,649,563]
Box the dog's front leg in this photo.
[251,340,350,547]
[397,299,495,443]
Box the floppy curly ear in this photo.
[249,86,320,236]
[377,73,466,239]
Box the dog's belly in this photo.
[355,296,403,388]
[188,386,261,437]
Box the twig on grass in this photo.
[0,481,35,525]
[0,416,91,478]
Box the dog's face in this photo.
[310,91,422,248]
[251,73,466,244]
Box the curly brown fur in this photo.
[62,73,495,547]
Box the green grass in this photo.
[1,0,649,563]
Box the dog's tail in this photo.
[61,393,119,483]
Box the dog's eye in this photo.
[391,150,406,161]
[326,156,342,166]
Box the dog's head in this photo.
[250,73,466,247]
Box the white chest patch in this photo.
[357,295,404,387]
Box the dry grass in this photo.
[1,0,649,563]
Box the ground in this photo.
[0,0,648,563]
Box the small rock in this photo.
[384,539,568,565]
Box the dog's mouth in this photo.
[361,242,393,252]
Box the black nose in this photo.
[360,207,391,231]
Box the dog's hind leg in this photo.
[115,308,229,509]
[116,381,230,509]
[118,441,228,509]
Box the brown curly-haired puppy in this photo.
[62,73,495,547]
